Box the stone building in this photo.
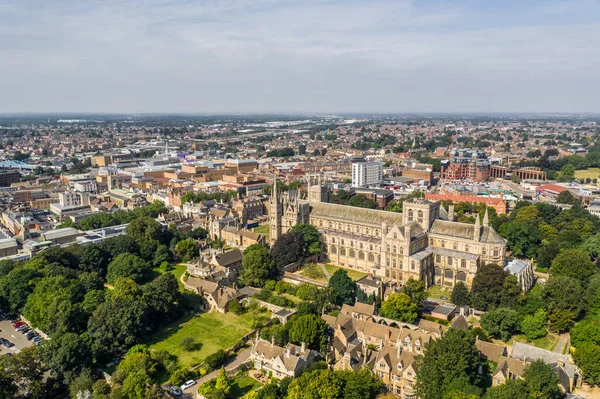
[268,176,506,288]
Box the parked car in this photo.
[16,325,29,332]
[25,332,37,340]
[32,336,42,343]
[180,380,196,390]
[168,386,182,397]
[0,338,14,348]
[12,321,24,328]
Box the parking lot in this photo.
[0,319,36,356]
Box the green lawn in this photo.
[427,285,452,301]
[253,224,270,242]
[230,376,262,398]
[324,264,368,281]
[574,168,600,180]
[148,310,269,368]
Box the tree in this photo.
[174,238,199,261]
[215,367,232,395]
[500,275,521,309]
[126,216,165,243]
[346,194,379,209]
[520,309,548,341]
[271,231,305,268]
[522,360,564,399]
[291,224,322,256]
[550,249,596,283]
[328,269,356,306]
[548,309,575,333]
[570,320,600,349]
[483,380,528,399]
[542,276,584,318]
[288,314,328,351]
[0,346,47,398]
[470,264,510,310]
[481,308,521,342]
[573,344,600,385]
[414,329,481,399]
[451,282,470,306]
[106,253,150,283]
[379,292,417,322]
[401,278,427,310]
[142,272,181,329]
[241,245,278,287]
[556,190,578,204]
[180,337,199,352]
[42,332,93,385]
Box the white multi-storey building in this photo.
[352,161,383,187]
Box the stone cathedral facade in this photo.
[269,177,506,288]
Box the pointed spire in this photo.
[483,208,489,227]
[474,212,481,242]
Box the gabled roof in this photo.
[430,220,505,244]
[309,201,403,226]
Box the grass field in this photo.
[574,168,600,180]
[324,264,368,281]
[253,224,270,242]
[148,310,269,368]
[230,375,262,398]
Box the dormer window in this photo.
[397,362,403,371]
[415,339,421,346]
[405,337,411,343]
[380,363,386,368]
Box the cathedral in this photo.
[269,176,506,288]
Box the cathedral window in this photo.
[387,244,391,252]
[359,251,365,260]
[393,245,397,253]
[408,209,414,221]
[399,247,404,255]
[417,210,423,224]
[368,253,374,262]
[331,246,337,254]
[349,249,355,258]
[393,233,397,239]
[461,259,466,268]
[493,248,499,257]
[340,248,346,256]
[447,257,453,266]
[436,254,441,263]
[441,240,446,248]
[369,244,373,251]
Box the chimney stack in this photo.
[301,342,306,353]
[271,336,275,348]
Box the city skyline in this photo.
[1,0,599,113]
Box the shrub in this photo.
[180,337,200,352]
[296,283,320,300]
[228,299,245,315]
[205,349,228,371]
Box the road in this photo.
[180,347,252,398]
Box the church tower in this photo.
[308,173,329,203]
[269,175,283,245]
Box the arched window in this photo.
[441,240,446,248]
[331,246,337,254]
[434,267,442,276]
[399,247,404,255]
[340,248,346,256]
[331,237,336,243]
[408,209,414,221]
[493,248,499,257]
[444,269,454,279]
[457,271,467,281]
[482,247,487,255]
[369,244,373,251]
[393,233,397,239]
[386,244,391,252]
[461,259,466,268]
[436,254,441,263]
[349,249,355,258]
[447,257,453,266]
[358,251,365,260]
[411,261,416,270]
[368,253,375,262]
[393,245,397,253]
[393,259,397,268]
[417,210,423,224]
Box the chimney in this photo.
[271,336,275,348]
[448,204,455,221]
[285,347,290,358]
[301,342,306,353]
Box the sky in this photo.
[1,0,599,114]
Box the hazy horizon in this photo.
[2,0,599,114]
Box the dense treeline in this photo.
[60,201,168,231]
[0,213,206,397]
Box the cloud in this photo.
[0,0,599,113]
